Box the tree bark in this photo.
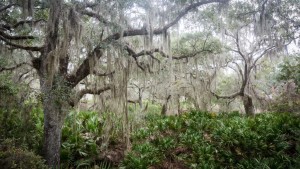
[40,0,63,167]
[41,82,64,168]
[138,88,143,109]
[42,98,62,168]
[242,95,255,116]
[161,95,171,115]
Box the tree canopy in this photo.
[0,0,299,168]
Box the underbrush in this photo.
[122,111,300,169]
[2,93,300,169]
[0,139,47,169]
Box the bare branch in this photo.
[105,0,228,41]
[250,45,275,70]
[80,9,116,26]
[0,3,15,13]
[225,30,246,61]
[124,45,149,71]
[0,30,36,40]
[70,86,111,107]
[0,35,43,51]
[66,46,103,87]
[232,61,244,81]
[0,62,28,72]
[235,32,247,61]
[77,86,111,99]
[13,19,46,28]
[160,0,227,32]
[128,100,139,104]
[93,70,115,76]
[211,91,241,99]
[1,19,46,31]
[148,54,161,63]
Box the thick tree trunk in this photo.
[243,95,255,116]
[40,0,63,166]
[161,95,171,115]
[42,84,63,168]
[43,106,62,168]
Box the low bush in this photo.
[0,139,47,169]
[122,111,300,168]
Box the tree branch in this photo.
[80,9,117,27]
[211,91,241,99]
[93,70,115,76]
[66,46,103,87]
[0,30,36,40]
[69,86,111,106]
[225,30,246,61]
[0,35,43,51]
[13,19,46,28]
[0,3,15,13]
[0,62,28,72]
[250,45,275,70]
[104,0,228,41]
[0,19,46,31]
[232,61,244,81]
[69,0,228,87]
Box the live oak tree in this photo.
[0,0,230,167]
[212,27,276,115]
[209,0,300,115]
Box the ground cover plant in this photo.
[123,111,300,169]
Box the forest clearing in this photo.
[0,0,299,168]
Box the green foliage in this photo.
[0,139,47,169]
[270,101,300,113]
[0,73,18,98]
[61,111,101,168]
[270,55,300,112]
[61,110,126,168]
[172,32,223,57]
[123,111,300,168]
[0,74,44,153]
[0,104,44,153]
[277,56,300,92]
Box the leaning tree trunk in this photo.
[242,95,255,116]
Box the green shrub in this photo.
[122,111,300,168]
[0,73,44,153]
[0,103,44,153]
[61,111,101,168]
[0,139,47,169]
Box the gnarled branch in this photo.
[211,91,241,99]
[0,35,43,51]
[105,0,228,41]
[0,62,28,72]
[66,46,103,87]
[0,3,15,13]
[0,30,36,40]
[69,86,111,107]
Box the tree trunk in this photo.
[43,103,62,168]
[40,0,63,167]
[243,95,255,116]
[161,95,171,115]
[138,88,143,109]
[177,94,181,115]
[42,83,64,168]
